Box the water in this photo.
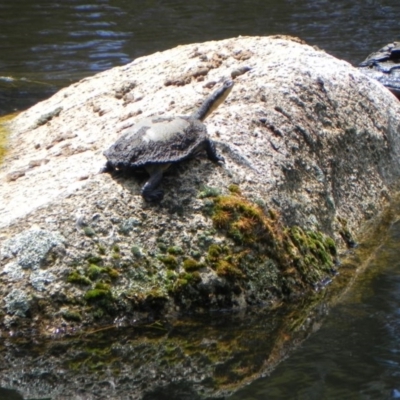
[2,1,400,399]
[0,0,399,115]
[230,221,400,399]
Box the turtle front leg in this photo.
[141,168,165,202]
[205,139,225,164]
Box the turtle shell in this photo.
[103,115,208,169]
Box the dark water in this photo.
[1,0,400,115]
[2,1,400,399]
[230,221,400,400]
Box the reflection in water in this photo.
[0,295,329,399]
[2,1,400,399]
[0,388,23,400]
[229,221,400,399]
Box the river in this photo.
[1,1,400,399]
[1,0,398,116]
[230,219,400,399]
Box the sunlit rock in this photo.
[1,35,400,338]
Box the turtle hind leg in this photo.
[141,169,164,202]
[205,139,225,164]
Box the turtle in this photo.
[102,79,234,202]
[358,42,400,99]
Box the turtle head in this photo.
[193,79,234,121]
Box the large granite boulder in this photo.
[1,35,400,335]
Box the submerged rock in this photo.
[1,35,400,335]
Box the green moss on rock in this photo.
[86,264,119,281]
[97,244,106,255]
[157,243,168,253]
[158,255,178,270]
[87,264,103,280]
[131,246,142,257]
[67,271,91,286]
[206,193,337,293]
[182,258,203,272]
[104,266,120,279]
[62,310,82,322]
[86,255,103,265]
[174,272,202,291]
[228,184,241,195]
[61,189,339,325]
[207,244,223,261]
[215,259,244,279]
[0,114,15,165]
[85,282,112,302]
[199,186,221,198]
[167,246,183,255]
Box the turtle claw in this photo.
[141,170,164,202]
[141,188,164,202]
[216,154,225,164]
[205,139,224,164]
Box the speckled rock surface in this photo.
[1,35,400,335]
